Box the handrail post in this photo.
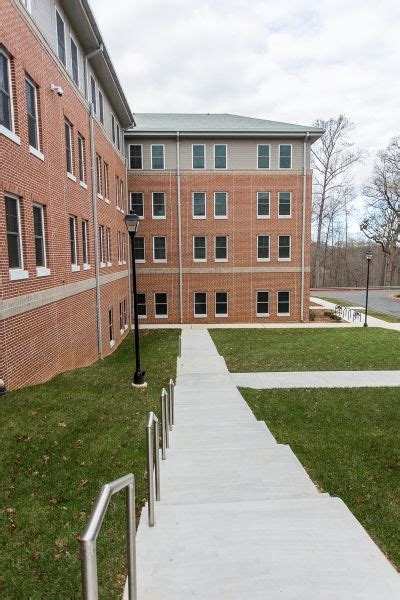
[146,417,155,526]
[154,419,160,500]
[179,334,181,358]
[168,378,174,429]
[126,481,137,597]
[160,388,169,455]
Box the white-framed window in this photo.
[33,203,47,270]
[69,215,78,268]
[96,154,102,196]
[214,192,227,218]
[106,226,112,264]
[194,292,207,317]
[277,291,290,315]
[278,192,291,217]
[152,192,166,218]
[130,192,144,218]
[154,292,168,318]
[99,90,104,124]
[117,230,121,263]
[129,144,142,169]
[279,144,292,169]
[5,194,26,278]
[134,236,145,262]
[55,9,66,66]
[116,123,120,150]
[78,133,85,183]
[25,76,40,151]
[123,299,127,328]
[0,49,16,137]
[257,235,270,261]
[98,224,105,265]
[137,293,147,318]
[111,114,115,144]
[257,144,270,169]
[119,300,124,332]
[193,192,206,219]
[70,37,79,86]
[256,291,269,316]
[90,76,96,113]
[278,235,291,260]
[82,219,89,266]
[122,232,126,262]
[192,144,205,169]
[103,162,109,199]
[215,235,228,261]
[109,308,114,346]
[193,236,206,261]
[151,144,165,169]
[64,119,74,176]
[120,180,124,211]
[153,236,166,262]
[257,192,270,219]
[215,291,228,317]
[214,144,227,169]
[115,175,119,208]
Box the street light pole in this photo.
[125,214,147,388]
[364,249,373,328]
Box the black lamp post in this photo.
[364,249,373,327]
[124,213,146,387]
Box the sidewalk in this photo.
[231,370,400,388]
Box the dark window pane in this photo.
[65,121,72,173]
[5,196,21,268]
[131,193,143,217]
[194,237,206,260]
[215,236,227,260]
[26,79,38,148]
[194,292,207,315]
[257,291,269,315]
[193,192,205,217]
[279,236,290,259]
[216,292,227,315]
[152,145,164,169]
[214,192,227,217]
[193,144,205,168]
[130,145,142,169]
[90,77,96,112]
[258,145,269,169]
[257,236,269,259]
[154,237,166,260]
[278,291,290,314]
[134,236,145,260]
[56,11,66,65]
[257,192,270,216]
[0,53,12,130]
[71,39,79,85]
[33,205,45,267]
[153,193,165,217]
[99,91,104,124]
[69,217,76,264]
[279,192,291,216]
[155,293,167,315]
[137,293,146,316]
[214,144,227,169]
[279,145,292,168]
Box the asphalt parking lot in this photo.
[312,288,400,318]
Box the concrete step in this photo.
[175,388,246,407]
[134,496,400,600]
[169,420,277,450]
[174,401,256,426]
[159,445,318,504]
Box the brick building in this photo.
[125,114,323,324]
[0,0,133,389]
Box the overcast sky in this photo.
[93,0,399,231]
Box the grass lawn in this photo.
[241,387,400,569]
[210,327,400,372]
[0,329,179,599]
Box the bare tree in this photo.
[311,115,364,287]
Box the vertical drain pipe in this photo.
[300,132,310,322]
[176,132,183,323]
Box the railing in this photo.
[335,304,362,322]
[179,334,182,358]
[79,474,137,600]
[146,411,161,527]
[160,388,169,458]
[168,378,175,430]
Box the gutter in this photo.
[176,132,183,322]
[124,130,324,139]
[300,131,310,322]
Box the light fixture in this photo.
[124,213,140,235]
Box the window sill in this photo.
[124,324,128,330]
[214,167,227,170]
[152,216,166,220]
[138,315,147,319]
[257,215,270,220]
[36,266,51,277]
[0,125,21,145]
[105,198,111,205]
[83,263,91,270]
[67,172,76,182]
[100,262,106,268]
[110,339,115,348]
[97,193,103,200]
[120,328,125,336]
[80,181,88,189]
[107,261,112,267]
[278,167,292,170]
[153,259,167,263]
[136,259,145,264]
[116,206,121,211]
[257,258,270,262]
[278,258,291,262]
[214,215,228,220]
[193,215,206,220]
[194,314,207,319]
[194,259,207,263]
[278,215,292,219]
[71,264,80,272]
[29,146,44,161]
[215,258,228,262]
[278,313,290,317]
[122,260,127,265]
[215,313,228,318]
[9,268,29,281]
[155,315,168,319]
[257,313,270,317]
[118,260,122,265]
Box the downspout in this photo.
[301,132,310,322]
[176,132,183,323]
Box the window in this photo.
[103,162,109,199]
[65,119,73,175]
[193,236,206,261]
[117,231,121,262]
[257,235,270,261]
[99,90,104,124]
[109,308,114,344]
[106,227,111,264]
[153,236,166,262]
[130,192,144,217]
[214,144,227,169]
[192,144,205,169]
[122,232,126,262]
[5,195,23,270]
[111,114,115,143]
[129,145,142,169]
[33,204,46,268]
[82,220,89,265]
[120,180,124,211]
[137,293,147,318]
[152,192,166,218]
[56,10,66,66]
[278,192,291,217]
[96,154,102,196]
[256,291,269,316]
[194,292,207,317]
[0,50,14,133]
[214,192,227,218]
[151,145,164,169]
[278,235,291,260]
[215,236,228,261]
[193,192,206,218]
[119,301,123,331]
[78,134,85,183]
[69,215,78,267]
[257,192,270,218]
[98,225,105,265]
[155,292,167,317]
[257,144,270,169]
[134,236,145,262]
[116,123,120,150]
[70,37,79,85]
[278,291,290,315]
[279,144,292,169]
[115,176,119,208]
[215,292,228,317]
[25,77,39,150]
[123,299,127,328]
[90,76,96,113]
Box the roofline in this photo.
[124,130,324,139]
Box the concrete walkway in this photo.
[232,370,400,388]
[130,329,400,599]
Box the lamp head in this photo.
[366,249,373,261]
[124,213,140,234]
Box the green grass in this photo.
[0,330,179,599]
[210,327,400,372]
[241,387,400,569]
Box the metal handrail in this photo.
[146,411,161,526]
[80,474,137,600]
[179,334,182,358]
[160,388,169,459]
[168,379,175,430]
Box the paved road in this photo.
[312,288,400,318]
